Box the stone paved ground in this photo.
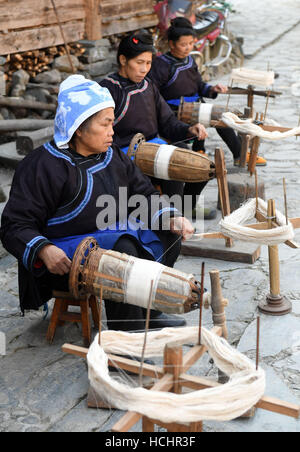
[0,0,300,433]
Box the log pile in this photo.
[3,44,86,82]
[0,37,120,163]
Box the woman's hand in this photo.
[170,216,195,242]
[211,83,228,94]
[188,123,208,141]
[38,245,72,276]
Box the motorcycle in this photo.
[153,0,240,76]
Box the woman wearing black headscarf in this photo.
[99,29,208,201]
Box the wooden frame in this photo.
[62,269,300,432]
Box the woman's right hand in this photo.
[188,123,208,141]
[38,245,72,276]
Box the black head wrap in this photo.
[117,30,156,65]
[167,17,196,42]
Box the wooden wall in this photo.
[0,0,158,55]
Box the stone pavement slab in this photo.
[229,0,300,58]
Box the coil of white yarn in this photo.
[219,198,294,246]
[231,68,275,87]
[221,112,300,140]
[87,326,266,423]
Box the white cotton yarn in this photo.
[153,144,176,180]
[231,68,275,87]
[219,198,294,246]
[198,103,213,127]
[87,326,266,423]
[221,112,300,140]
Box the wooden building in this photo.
[0,0,158,55]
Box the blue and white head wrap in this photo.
[54,75,115,149]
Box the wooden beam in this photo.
[0,96,56,112]
[0,119,54,132]
[215,147,233,248]
[62,344,165,379]
[0,21,85,55]
[101,14,158,37]
[85,0,102,40]
[0,0,85,31]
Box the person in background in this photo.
[99,30,217,220]
[149,17,267,216]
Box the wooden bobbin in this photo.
[258,200,292,316]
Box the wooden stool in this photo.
[46,291,100,347]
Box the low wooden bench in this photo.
[46,291,99,347]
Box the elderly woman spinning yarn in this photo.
[0,75,194,331]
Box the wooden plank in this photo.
[100,0,154,17]
[111,374,174,432]
[62,343,165,379]
[256,396,300,419]
[179,375,300,419]
[0,0,85,31]
[181,239,261,265]
[102,15,158,37]
[0,21,85,55]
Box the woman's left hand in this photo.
[212,84,228,94]
[170,216,195,241]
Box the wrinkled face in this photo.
[119,52,153,83]
[75,108,115,155]
[170,35,195,59]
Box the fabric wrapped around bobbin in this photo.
[128,134,215,183]
[178,101,242,127]
[69,238,201,315]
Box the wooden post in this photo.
[268,200,280,297]
[238,107,252,168]
[215,148,233,248]
[141,344,203,433]
[85,0,102,40]
[248,113,261,176]
[258,200,292,316]
[210,270,228,341]
[164,344,183,395]
[247,85,254,114]
[210,270,228,384]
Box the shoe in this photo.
[196,150,208,157]
[192,207,217,220]
[149,312,186,329]
[234,153,267,167]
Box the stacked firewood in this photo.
[4,44,86,81]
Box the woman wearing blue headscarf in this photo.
[0,75,193,331]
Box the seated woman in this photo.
[150,17,268,163]
[149,18,266,216]
[99,30,208,207]
[0,75,194,332]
